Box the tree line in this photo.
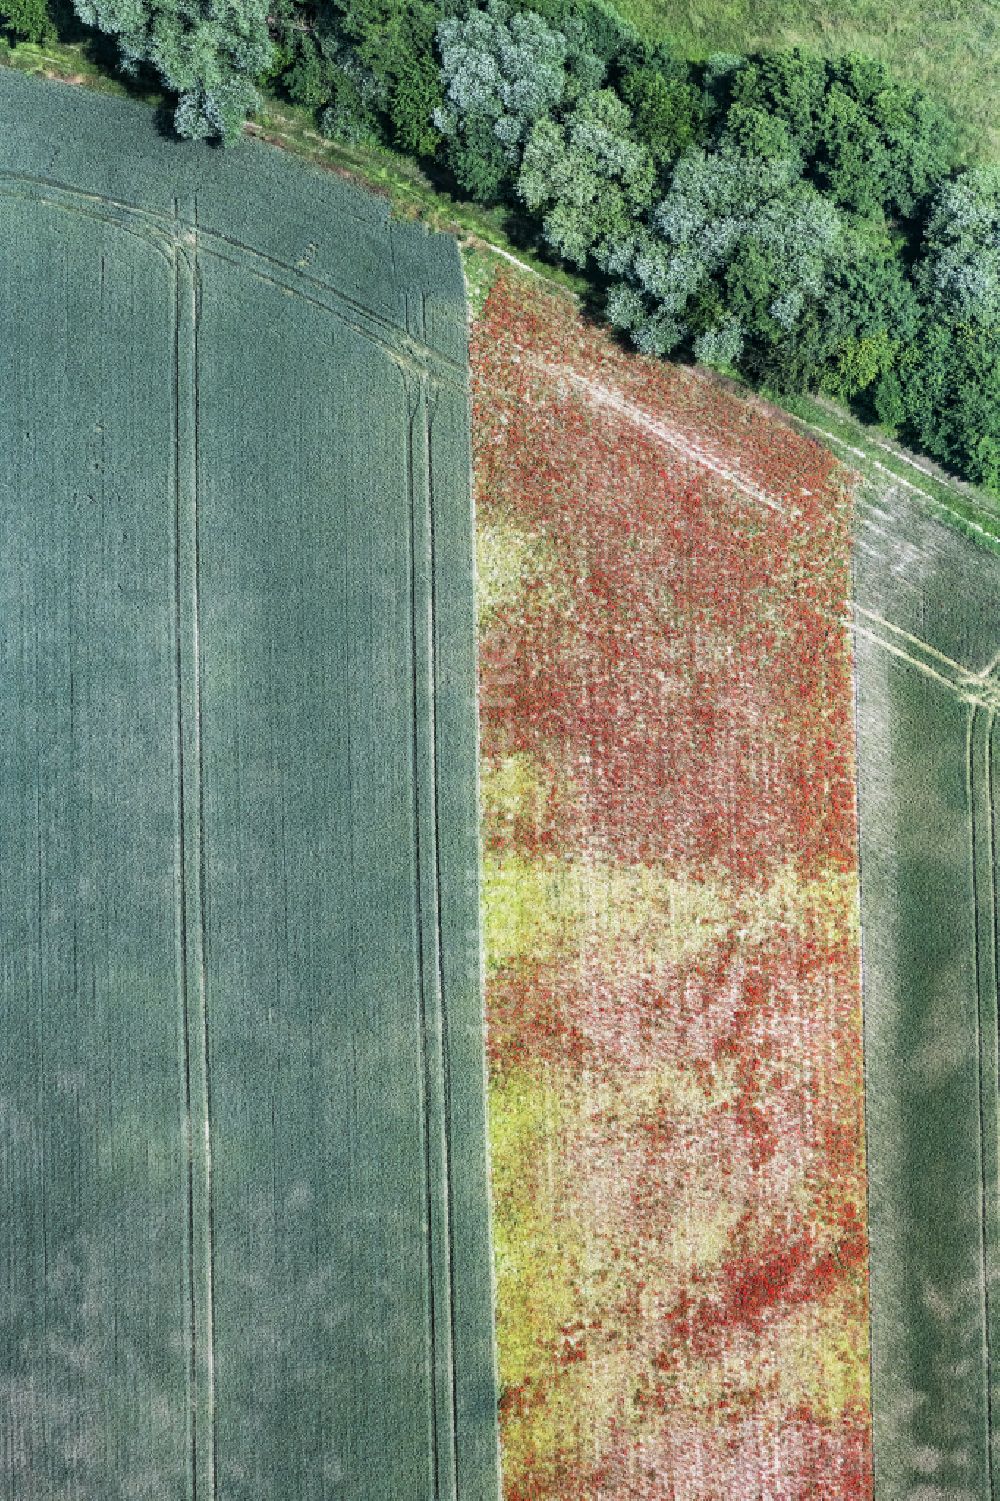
[3,0,998,493]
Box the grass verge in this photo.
[3,29,997,551]
[616,0,1000,164]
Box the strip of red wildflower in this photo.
[474,270,870,1500]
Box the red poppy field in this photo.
[472,269,871,1499]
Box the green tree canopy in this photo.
[72,0,273,141]
[434,0,602,198]
[517,87,654,267]
[606,147,843,373]
[320,0,445,156]
[0,0,54,43]
[619,61,706,169]
[916,168,1000,324]
[722,49,958,217]
[897,321,1000,489]
[893,169,1000,486]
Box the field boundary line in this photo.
[967,702,999,1500]
[426,376,464,1501]
[984,708,996,1482]
[793,408,1000,555]
[172,197,217,1501]
[406,370,460,1500]
[534,360,790,515]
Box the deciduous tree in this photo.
[606,147,843,374]
[0,0,54,43]
[434,0,601,199]
[518,87,654,267]
[72,0,272,141]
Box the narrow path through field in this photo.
[851,606,1000,709]
[966,700,999,1501]
[171,198,218,1501]
[534,359,790,515]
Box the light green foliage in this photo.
[917,168,1000,326]
[606,146,842,367]
[692,314,743,370]
[435,0,603,199]
[72,0,272,141]
[831,329,897,400]
[517,87,654,267]
[0,0,53,43]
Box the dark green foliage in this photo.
[721,50,959,218]
[444,109,511,198]
[387,45,445,155]
[620,61,705,167]
[758,223,918,396]
[721,99,798,166]
[821,230,919,398]
[0,0,54,42]
[722,49,826,157]
[895,170,1000,486]
[819,57,958,217]
[257,0,295,83]
[284,34,330,110]
[264,8,383,145]
[323,0,446,156]
[896,322,1000,488]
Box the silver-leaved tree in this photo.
[72,0,272,142]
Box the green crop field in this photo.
[0,70,498,1500]
[854,470,1000,1494]
[619,0,1000,162]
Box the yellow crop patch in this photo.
[481,853,731,975]
[475,511,569,631]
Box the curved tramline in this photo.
[0,70,499,1501]
[473,268,870,1499]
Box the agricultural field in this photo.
[0,72,498,1499]
[4,23,1000,1498]
[472,267,870,1498]
[852,474,1000,1496]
